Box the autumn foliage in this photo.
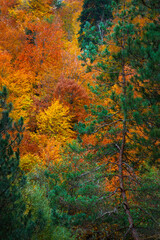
[0,0,159,239]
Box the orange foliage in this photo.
[0,0,94,170]
[54,78,89,121]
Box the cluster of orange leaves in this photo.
[0,0,92,171]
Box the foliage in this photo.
[36,99,74,142]
[0,0,159,239]
[76,0,160,239]
[45,141,114,237]
[20,153,42,172]
[0,86,33,240]
[23,167,76,240]
[78,0,112,46]
[54,78,89,122]
[133,167,160,239]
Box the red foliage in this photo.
[54,77,89,122]
[20,132,40,156]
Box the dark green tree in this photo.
[78,0,112,47]
[45,141,113,239]
[0,86,33,240]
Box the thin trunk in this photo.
[119,62,139,240]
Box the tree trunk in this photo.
[118,62,139,240]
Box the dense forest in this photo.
[0,0,160,239]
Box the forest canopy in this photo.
[0,0,159,239]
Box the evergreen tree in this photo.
[78,0,112,47]
[0,86,32,240]
[77,0,160,239]
[45,141,112,238]
[126,0,160,165]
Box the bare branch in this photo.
[96,207,118,220]
[96,187,120,202]
[93,119,123,134]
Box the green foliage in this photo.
[0,86,33,240]
[23,169,75,240]
[128,13,160,165]
[78,0,112,46]
[132,167,160,239]
[51,0,63,9]
[76,0,160,238]
[51,226,75,240]
[41,141,115,236]
[23,177,51,240]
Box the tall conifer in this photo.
[77,0,160,239]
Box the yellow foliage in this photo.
[36,99,74,142]
[20,153,42,172]
[1,69,34,121]
[18,0,52,18]
[0,50,12,79]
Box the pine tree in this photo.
[77,0,160,239]
[0,86,32,240]
[126,0,160,165]
[46,140,111,238]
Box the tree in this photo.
[54,78,89,122]
[23,166,77,240]
[126,1,160,165]
[0,86,32,240]
[45,140,116,239]
[76,0,160,239]
[78,0,112,46]
[36,99,74,142]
